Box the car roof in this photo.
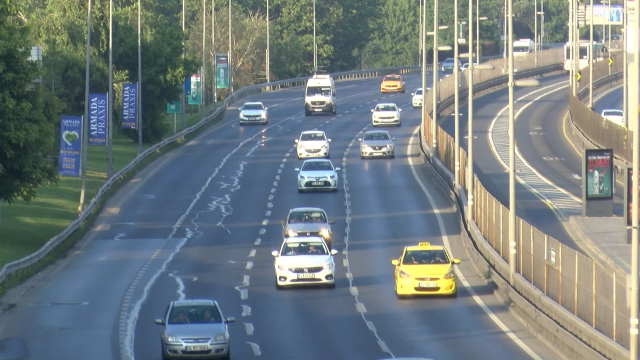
[404,241,446,252]
[284,236,326,244]
[444,58,455,61]
[172,299,217,307]
[375,103,398,107]
[242,101,264,106]
[289,207,326,212]
[364,130,391,135]
[384,74,401,77]
[300,130,326,135]
[602,109,622,113]
[302,159,332,163]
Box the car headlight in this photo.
[277,263,286,270]
[320,228,330,238]
[444,267,456,279]
[239,113,246,119]
[164,335,180,343]
[321,144,328,149]
[329,175,335,179]
[299,175,306,180]
[213,333,228,342]
[287,229,298,237]
[398,269,411,279]
[261,112,267,118]
[323,262,334,270]
[298,145,305,150]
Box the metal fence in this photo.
[421,48,630,350]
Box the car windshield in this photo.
[402,250,450,265]
[307,86,331,96]
[603,110,623,116]
[242,103,263,110]
[414,89,422,95]
[375,105,397,112]
[363,132,390,141]
[281,240,328,256]
[169,305,222,324]
[444,59,454,64]
[384,76,401,81]
[302,161,333,171]
[300,133,326,141]
[288,211,327,224]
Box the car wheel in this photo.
[327,282,336,289]
[395,286,405,299]
[390,154,395,159]
[333,107,337,115]
[332,188,338,192]
[397,122,401,127]
[161,343,171,360]
[325,153,330,159]
[297,156,302,160]
[450,290,458,298]
[221,346,231,360]
[361,155,365,159]
[275,279,283,290]
[298,188,303,193]
[305,111,311,116]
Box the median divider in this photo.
[418,48,628,359]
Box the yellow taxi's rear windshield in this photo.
[383,76,401,81]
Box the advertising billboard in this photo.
[88,93,107,146]
[585,149,614,200]
[121,83,137,129]
[58,116,83,177]
[216,54,229,89]
[585,5,624,25]
[188,74,201,105]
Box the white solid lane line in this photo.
[407,126,543,360]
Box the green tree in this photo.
[0,0,63,203]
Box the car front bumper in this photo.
[395,276,457,296]
[305,102,335,114]
[162,341,230,359]
[297,147,329,158]
[412,98,422,107]
[361,147,394,157]
[275,267,335,287]
[298,178,338,191]
[372,117,400,126]
[239,116,267,124]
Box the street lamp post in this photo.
[202,0,206,121]
[79,0,92,212]
[623,0,628,127]
[108,0,113,179]
[454,0,460,186]
[137,0,143,155]
[212,0,216,109]
[181,0,186,131]
[266,0,270,82]
[476,9,487,63]
[589,0,594,108]
[313,0,317,73]
[228,0,233,94]
[420,0,427,140]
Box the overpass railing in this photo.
[421,48,628,359]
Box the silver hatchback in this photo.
[155,299,235,360]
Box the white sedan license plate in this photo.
[374,152,383,156]
[186,345,208,351]
[312,181,324,185]
[418,282,438,288]
[314,108,322,111]
[297,273,316,279]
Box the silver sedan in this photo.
[295,159,341,192]
[359,130,396,159]
[155,299,235,359]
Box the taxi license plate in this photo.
[418,282,438,288]
[186,345,208,351]
[312,181,324,185]
[297,273,316,279]
[314,108,322,111]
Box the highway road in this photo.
[439,73,584,251]
[0,73,557,360]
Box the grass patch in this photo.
[0,102,224,296]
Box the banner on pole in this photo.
[88,93,107,146]
[585,5,624,25]
[216,54,229,89]
[184,76,191,96]
[58,116,83,177]
[167,101,181,114]
[121,83,137,129]
[188,74,202,104]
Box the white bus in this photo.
[563,41,606,71]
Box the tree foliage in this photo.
[0,0,63,203]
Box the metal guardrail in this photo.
[0,65,432,288]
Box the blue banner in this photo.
[58,116,83,177]
[184,76,191,96]
[88,93,107,146]
[121,83,137,129]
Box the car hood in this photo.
[240,109,265,116]
[299,170,336,178]
[286,223,330,232]
[298,140,329,148]
[362,140,393,146]
[164,323,226,338]
[373,111,399,116]
[277,255,332,267]
[400,264,452,277]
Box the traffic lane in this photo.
[439,74,583,249]
[132,85,416,359]
[515,85,625,217]
[344,114,554,359]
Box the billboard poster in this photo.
[188,74,201,105]
[216,54,229,89]
[88,93,107,146]
[121,83,137,129]
[166,101,180,114]
[58,116,83,177]
[585,149,614,200]
[585,5,624,25]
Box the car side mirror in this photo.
[399,109,402,112]
[295,168,300,172]
[328,139,332,142]
[280,220,285,226]
[452,258,461,264]
[335,167,341,171]
[329,220,336,224]
[154,318,165,325]
[271,250,279,257]
[330,249,339,255]
[392,138,396,141]
[358,138,362,142]
[264,107,269,110]
[370,109,374,113]
[225,317,236,324]
[411,93,415,96]
[294,139,299,144]
[391,259,399,266]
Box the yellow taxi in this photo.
[380,74,406,93]
[391,242,460,298]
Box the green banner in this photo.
[216,53,229,89]
[166,101,180,114]
[188,74,201,105]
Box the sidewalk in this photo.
[569,216,631,277]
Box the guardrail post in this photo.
[593,261,596,327]
[559,245,562,305]
[531,225,534,284]
[519,218,523,274]
[544,234,548,295]
[575,251,579,316]
[498,200,501,254]
[613,271,616,341]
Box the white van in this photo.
[513,39,534,56]
[304,74,337,116]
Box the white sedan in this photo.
[295,159,340,193]
[271,236,338,289]
[295,130,331,159]
[601,109,624,126]
[371,103,402,127]
[239,101,268,124]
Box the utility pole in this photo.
[420,0,427,141]
[313,0,317,73]
[454,0,460,186]
[79,0,92,212]
[266,0,270,82]
[202,0,206,121]
[212,0,216,110]
[181,0,186,131]
[623,0,628,127]
[508,0,516,285]
[228,0,233,94]
[107,0,113,179]
[432,0,439,153]
[468,0,475,223]
[137,0,143,155]
[535,0,538,66]
[589,0,593,108]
